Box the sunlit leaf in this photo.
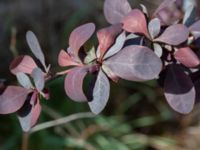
[64,67,88,102]
[164,64,195,114]
[68,23,95,60]
[148,18,161,39]
[104,0,132,24]
[9,55,37,75]
[97,24,122,59]
[16,72,33,89]
[26,31,46,69]
[104,45,162,81]
[17,92,41,132]
[153,43,163,58]
[0,86,29,114]
[154,24,189,45]
[175,47,200,68]
[122,9,149,38]
[31,68,45,92]
[58,49,80,67]
[88,69,110,114]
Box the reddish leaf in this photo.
[88,69,110,114]
[164,65,195,114]
[58,50,80,67]
[9,55,37,75]
[0,86,30,114]
[97,24,122,59]
[104,45,162,81]
[175,47,200,68]
[189,20,200,39]
[122,9,150,38]
[104,0,132,24]
[31,68,45,92]
[154,24,189,45]
[26,31,46,69]
[68,23,95,59]
[64,67,88,102]
[17,92,41,132]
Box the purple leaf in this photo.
[148,18,161,39]
[154,24,189,45]
[97,24,122,59]
[164,64,195,114]
[26,31,46,69]
[175,47,200,68]
[64,67,88,102]
[153,0,176,16]
[31,68,45,92]
[68,23,95,59]
[88,69,110,114]
[104,0,132,24]
[103,31,126,59]
[122,9,150,38]
[58,49,80,67]
[153,0,181,26]
[189,20,200,39]
[104,45,162,81]
[0,86,30,114]
[9,55,37,75]
[17,92,41,132]
[16,72,33,89]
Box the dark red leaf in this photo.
[164,64,195,114]
[9,55,37,75]
[17,92,41,132]
[97,24,122,59]
[154,24,189,45]
[0,86,30,114]
[68,23,95,60]
[122,9,150,38]
[104,45,162,81]
[64,67,88,102]
[175,47,200,68]
[104,0,132,24]
[88,69,110,114]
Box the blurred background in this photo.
[0,0,200,150]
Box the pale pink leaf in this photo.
[122,9,149,38]
[164,64,195,114]
[175,47,200,68]
[58,49,79,67]
[26,31,46,68]
[88,69,110,114]
[17,92,41,132]
[97,24,122,59]
[69,23,95,58]
[64,67,88,102]
[9,55,37,75]
[104,45,162,81]
[189,20,200,39]
[104,0,132,24]
[154,24,189,45]
[31,68,45,92]
[0,86,30,114]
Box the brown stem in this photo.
[21,133,29,150]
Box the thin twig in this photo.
[21,133,29,150]
[30,112,95,133]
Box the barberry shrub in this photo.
[0,0,200,132]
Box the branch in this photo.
[30,112,95,133]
